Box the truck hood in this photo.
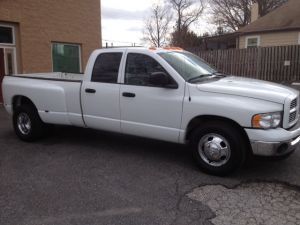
[196,76,298,104]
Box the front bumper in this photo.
[250,136,300,156]
[245,121,300,156]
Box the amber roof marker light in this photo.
[163,47,183,51]
[148,47,183,51]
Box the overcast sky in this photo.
[101,0,214,47]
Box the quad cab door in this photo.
[120,51,185,143]
[81,50,125,133]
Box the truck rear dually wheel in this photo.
[13,104,46,142]
[190,121,247,176]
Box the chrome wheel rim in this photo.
[17,113,32,135]
[198,133,231,167]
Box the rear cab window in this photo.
[91,53,123,83]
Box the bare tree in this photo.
[210,0,252,31]
[143,3,172,47]
[168,0,205,47]
[210,0,288,31]
[168,0,205,32]
[255,0,288,16]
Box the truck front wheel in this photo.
[13,104,46,142]
[190,121,247,176]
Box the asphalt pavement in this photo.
[0,106,299,225]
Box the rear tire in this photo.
[190,121,247,176]
[13,104,46,142]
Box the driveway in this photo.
[0,106,299,225]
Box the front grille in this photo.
[290,98,297,109]
[288,97,298,125]
[289,111,297,123]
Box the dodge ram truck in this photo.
[2,47,300,175]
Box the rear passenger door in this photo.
[81,51,124,133]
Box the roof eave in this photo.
[237,26,300,35]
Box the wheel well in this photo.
[12,96,37,112]
[185,115,251,150]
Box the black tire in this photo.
[190,121,247,176]
[13,104,46,142]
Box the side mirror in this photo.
[149,72,168,86]
[149,72,178,89]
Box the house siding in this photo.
[0,0,101,73]
[239,31,299,48]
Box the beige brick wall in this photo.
[239,31,300,48]
[0,0,101,73]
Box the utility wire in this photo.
[102,38,144,46]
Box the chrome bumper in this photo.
[247,119,300,156]
[251,136,300,156]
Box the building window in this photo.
[0,26,14,44]
[6,52,13,74]
[246,36,260,48]
[52,43,81,73]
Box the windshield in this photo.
[158,51,217,81]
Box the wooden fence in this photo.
[187,45,300,82]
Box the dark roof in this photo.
[238,0,300,34]
[203,32,238,41]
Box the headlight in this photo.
[252,112,282,129]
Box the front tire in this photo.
[190,121,247,176]
[13,104,46,142]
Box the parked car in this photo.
[2,47,300,175]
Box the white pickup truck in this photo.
[2,47,300,175]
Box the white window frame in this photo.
[0,24,15,46]
[0,47,18,75]
[245,35,261,48]
[51,42,82,73]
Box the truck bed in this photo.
[2,74,85,127]
[11,72,83,82]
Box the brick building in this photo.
[0,0,101,100]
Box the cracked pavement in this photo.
[0,106,300,225]
[188,182,300,225]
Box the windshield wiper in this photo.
[188,72,226,83]
[188,73,215,82]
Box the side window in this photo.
[246,36,260,48]
[125,53,172,86]
[91,53,122,83]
